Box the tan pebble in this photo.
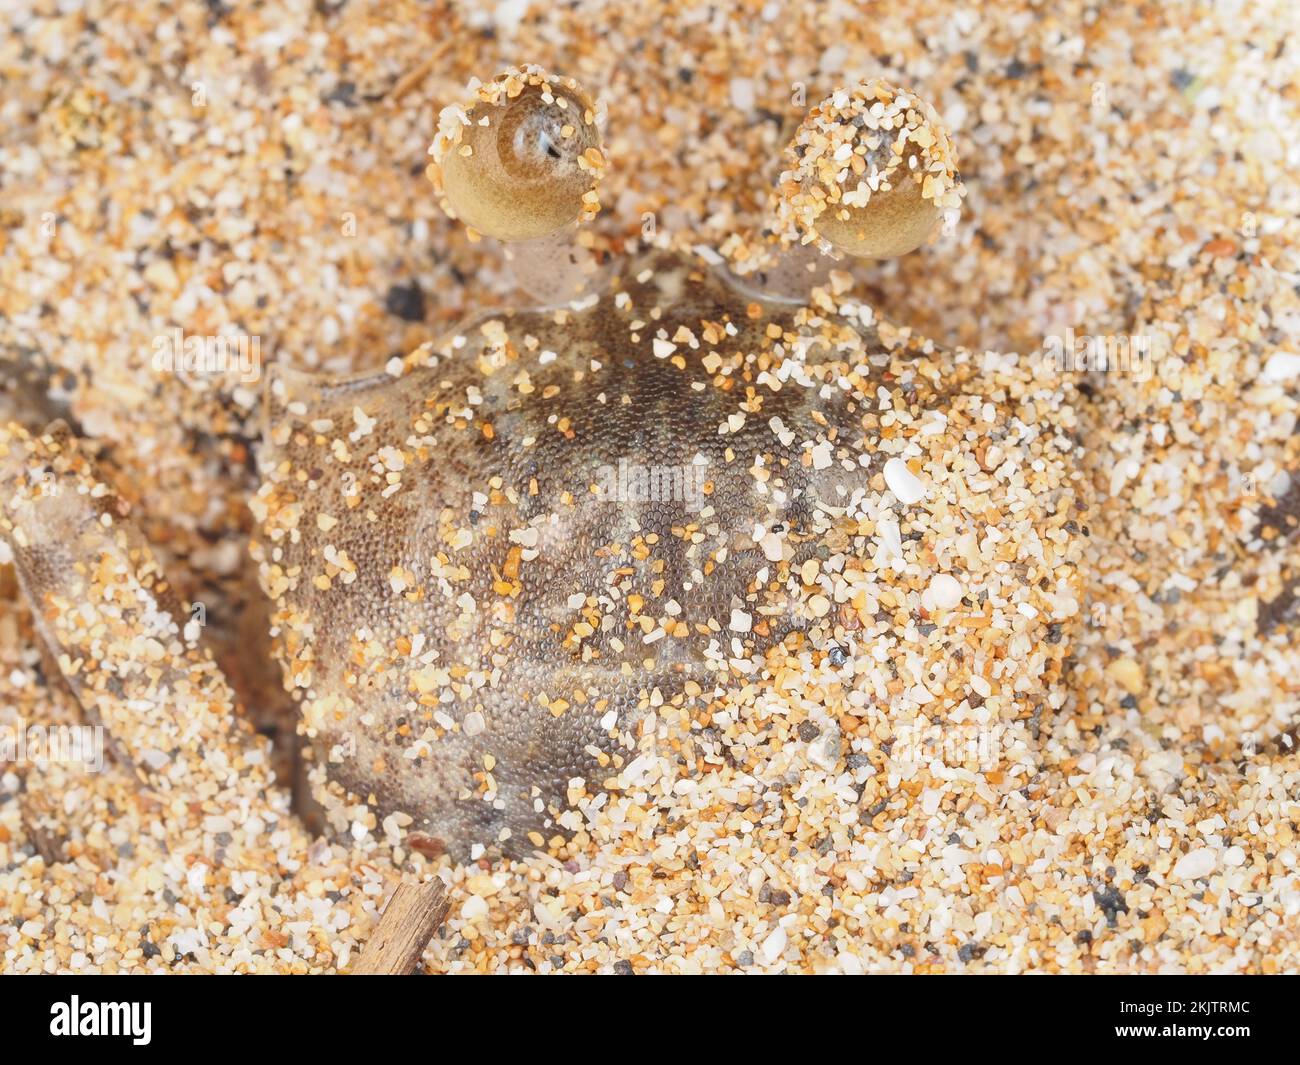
[1106,657,1143,695]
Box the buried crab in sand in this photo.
[13,24,1299,978]
[2,69,1082,872]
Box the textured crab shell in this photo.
[251,251,1083,859]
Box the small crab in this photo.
[1,66,1081,865]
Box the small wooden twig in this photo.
[353,879,450,975]
[19,791,69,865]
[387,56,435,104]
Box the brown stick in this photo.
[387,57,434,103]
[19,790,68,865]
[352,879,450,975]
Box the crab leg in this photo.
[0,421,283,812]
[0,421,455,970]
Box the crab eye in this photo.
[776,79,964,259]
[431,67,605,242]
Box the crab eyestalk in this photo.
[429,65,607,302]
[774,78,964,260]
